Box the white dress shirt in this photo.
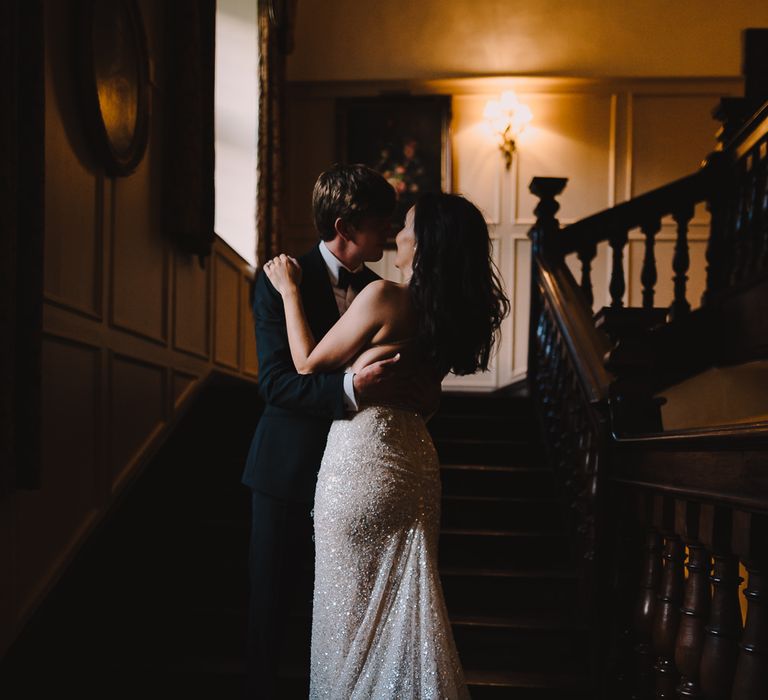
[318,240,364,411]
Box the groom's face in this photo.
[348,215,391,263]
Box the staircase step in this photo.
[438,392,531,416]
[441,465,555,498]
[174,606,248,661]
[429,413,538,441]
[465,669,592,699]
[441,495,564,532]
[437,438,542,466]
[439,530,571,569]
[440,567,580,618]
[451,612,586,630]
[453,616,588,674]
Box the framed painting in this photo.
[336,95,452,231]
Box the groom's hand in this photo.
[353,355,441,417]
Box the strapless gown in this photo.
[309,405,471,699]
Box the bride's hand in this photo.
[263,254,302,295]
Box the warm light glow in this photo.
[483,90,532,169]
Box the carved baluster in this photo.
[674,500,711,697]
[702,152,727,306]
[577,241,597,309]
[609,228,629,308]
[633,521,663,698]
[669,204,694,321]
[730,179,749,288]
[653,496,685,698]
[744,165,759,279]
[731,511,768,700]
[699,504,742,700]
[745,151,767,280]
[640,218,661,309]
[759,161,768,275]
[608,492,640,697]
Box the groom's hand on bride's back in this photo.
[353,355,441,417]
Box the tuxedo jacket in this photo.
[241,244,380,503]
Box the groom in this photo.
[241,164,439,697]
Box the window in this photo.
[214,0,259,266]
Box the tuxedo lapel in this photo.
[300,245,341,340]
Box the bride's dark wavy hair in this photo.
[410,193,510,376]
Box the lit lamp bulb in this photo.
[483,90,532,170]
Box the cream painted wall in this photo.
[658,361,768,430]
[288,0,768,81]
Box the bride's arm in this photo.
[263,255,388,374]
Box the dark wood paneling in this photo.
[108,352,166,490]
[213,253,241,370]
[172,250,210,359]
[110,172,168,346]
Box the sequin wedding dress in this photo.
[309,403,471,699]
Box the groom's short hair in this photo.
[312,164,396,241]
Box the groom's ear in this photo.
[334,217,354,243]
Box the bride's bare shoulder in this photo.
[357,279,408,302]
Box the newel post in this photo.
[527,177,568,394]
[529,177,568,260]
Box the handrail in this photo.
[536,253,612,403]
[725,97,768,158]
[610,419,768,447]
[559,167,716,255]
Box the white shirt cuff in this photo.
[343,371,359,412]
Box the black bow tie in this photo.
[337,267,368,293]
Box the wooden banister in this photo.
[558,168,717,256]
[525,42,768,698]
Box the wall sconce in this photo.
[483,90,532,170]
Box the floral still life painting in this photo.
[336,95,451,229]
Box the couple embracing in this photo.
[242,164,509,699]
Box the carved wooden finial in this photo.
[529,177,568,258]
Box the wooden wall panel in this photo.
[512,238,531,377]
[3,0,260,662]
[516,93,615,224]
[0,499,15,655]
[631,94,721,204]
[173,250,210,359]
[43,57,101,319]
[172,370,199,409]
[453,95,503,223]
[285,97,336,255]
[110,157,168,345]
[214,254,241,369]
[109,354,166,490]
[16,336,100,615]
[443,237,503,390]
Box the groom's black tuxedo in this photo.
[241,243,380,501]
[242,243,379,697]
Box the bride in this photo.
[263,192,509,699]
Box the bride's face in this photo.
[394,206,416,276]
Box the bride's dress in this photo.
[309,403,471,699]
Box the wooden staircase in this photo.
[0,383,594,698]
[431,392,592,699]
